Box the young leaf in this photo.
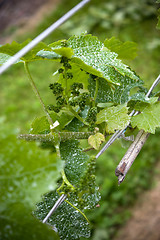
[37,50,61,60]
[53,47,74,58]
[131,102,160,134]
[96,104,130,133]
[30,113,74,134]
[30,116,50,134]
[104,37,138,60]
[0,40,50,63]
[88,132,105,150]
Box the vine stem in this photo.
[18,131,93,142]
[65,199,90,223]
[24,62,54,126]
[61,169,75,190]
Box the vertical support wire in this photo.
[0,0,90,75]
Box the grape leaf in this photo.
[96,104,130,133]
[30,116,50,134]
[60,140,89,185]
[88,74,143,105]
[0,132,63,209]
[0,40,50,63]
[0,126,63,239]
[0,53,22,65]
[34,141,100,240]
[53,47,74,58]
[37,50,61,60]
[66,34,141,85]
[60,141,100,209]
[35,192,90,240]
[49,34,141,85]
[88,133,105,150]
[0,203,59,240]
[131,102,160,133]
[30,113,74,134]
[129,93,158,104]
[104,37,138,60]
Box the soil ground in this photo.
[0,0,60,44]
[114,163,160,240]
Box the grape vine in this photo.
[0,33,160,240]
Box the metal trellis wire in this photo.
[0,0,90,75]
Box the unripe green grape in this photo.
[58,68,64,74]
[56,96,66,106]
[49,82,64,96]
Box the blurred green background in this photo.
[0,0,160,239]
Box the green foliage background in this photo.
[0,0,160,239]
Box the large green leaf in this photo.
[0,127,63,239]
[0,40,49,63]
[131,102,160,133]
[35,192,90,240]
[35,141,100,240]
[96,104,130,133]
[0,53,22,65]
[0,203,59,240]
[104,37,138,60]
[49,34,141,85]
[0,132,63,209]
[67,34,141,85]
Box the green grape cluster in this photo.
[68,83,90,111]
[70,82,83,96]
[76,156,97,208]
[48,82,66,113]
[60,56,72,70]
[49,82,64,96]
[86,107,97,131]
